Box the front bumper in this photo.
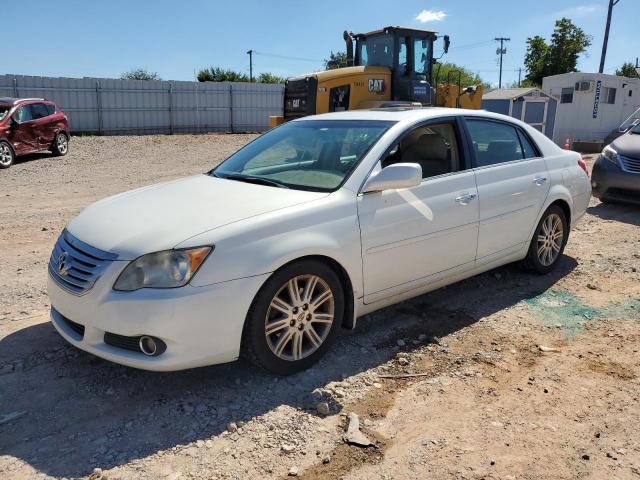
[592,155,640,204]
[48,261,270,371]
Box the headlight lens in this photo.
[602,145,619,165]
[114,247,212,291]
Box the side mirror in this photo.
[362,163,422,193]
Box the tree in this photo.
[432,63,488,89]
[257,72,286,84]
[121,68,161,81]
[197,67,249,82]
[324,51,348,70]
[616,62,639,78]
[523,36,549,86]
[524,18,592,86]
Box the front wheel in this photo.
[522,205,568,274]
[52,132,69,156]
[242,259,344,375]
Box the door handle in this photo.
[533,176,548,185]
[455,193,477,205]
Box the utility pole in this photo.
[518,68,522,88]
[247,49,253,82]
[599,0,621,74]
[495,37,510,88]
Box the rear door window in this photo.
[466,119,525,167]
[45,104,56,115]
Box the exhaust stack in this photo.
[343,31,354,67]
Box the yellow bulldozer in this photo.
[269,26,483,127]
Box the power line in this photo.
[253,51,323,63]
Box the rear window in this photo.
[30,103,50,119]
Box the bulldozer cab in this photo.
[350,26,440,105]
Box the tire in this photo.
[522,205,569,274]
[51,132,69,156]
[242,259,345,375]
[0,141,14,169]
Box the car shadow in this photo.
[588,201,640,227]
[10,151,55,166]
[0,255,577,478]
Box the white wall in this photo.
[542,72,640,145]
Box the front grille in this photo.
[284,76,317,120]
[104,332,142,353]
[619,155,640,174]
[49,230,118,295]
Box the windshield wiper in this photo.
[214,173,290,189]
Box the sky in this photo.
[3,0,638,87]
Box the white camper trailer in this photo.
[542,72,640,148]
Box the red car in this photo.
[0,97,70,169]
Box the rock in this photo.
[586,283,598,290]
[582,454,590,461]
[322,456,331,464]
[288,466,299,476]
[281,443,296,454]
[316,402,330,416]
[398,357,409,366]
[344,412,375,448]
[227,422,238,433]
[89,468,103,480]
[538,345,560,353]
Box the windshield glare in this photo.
[0,106,10,122]
[213,120,394,191]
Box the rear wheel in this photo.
[243,259,344,375]
[0,142,14,169]
[522,205,568,274]
[52,132,69,156]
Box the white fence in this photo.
[0,75,285,135]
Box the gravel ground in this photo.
[0,136,639,480]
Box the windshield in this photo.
[213,120,394,191]
[357,34,395,68]
[0,106,10,122]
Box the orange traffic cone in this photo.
[562,136,571,150]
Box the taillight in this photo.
[578,157,589,177]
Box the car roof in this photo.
[294,107,514,123]
[0,97,47,106]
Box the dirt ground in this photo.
[0,136,639,480]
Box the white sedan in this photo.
[48,108,591,374]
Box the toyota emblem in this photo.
[57,252,70,276]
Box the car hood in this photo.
[611,132,640,158]
[67,174,328,259]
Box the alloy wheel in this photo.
[536,213,563,266]
[0,143,12,167]
[57,134,68,154]
[264,274,335,361]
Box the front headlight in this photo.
[602,145,619,165]
[114,247,212,291]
